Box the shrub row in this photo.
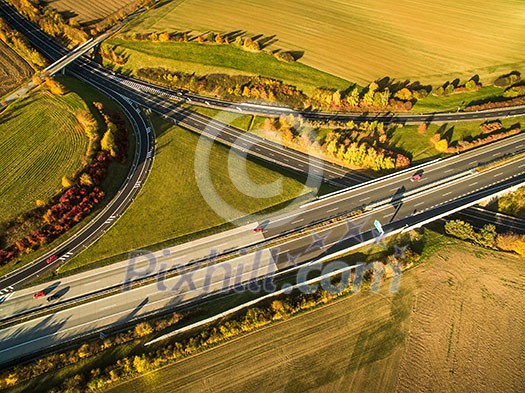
[444,219,525,256]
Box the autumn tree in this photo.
[347,87,360,107]
[362,82,378,106]
[46,78,65,95]
[62,176,73,188]
[158,32,170,42]
[394,87,412,101]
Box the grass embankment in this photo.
[0,76,133,277]
[122,0,525,86]
[65,114,316,272]
[0,90,88,225]
[389,115,525,163]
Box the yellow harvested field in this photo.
[45,0,135,27]
[0,41,32,97]
[107,246,525,393]
[129,0,525,85]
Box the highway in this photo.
[0,157,523,365]
[1,132,523,318]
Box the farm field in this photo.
[0,89,89,226]
[43,0,135,28]
[0,41,32,97]
[123,0,525,86]
[107,245,525,393]
[65,115,314,272]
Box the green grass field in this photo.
[104,37,352,95]
[0,90,89,225]
[66,115,314,271]
[123,0,525,86]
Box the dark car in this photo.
[46,255,58,264]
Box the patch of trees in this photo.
[309,82,417,112]
[493,187,525,218]
[261,114,410,171]
[0,17,47,69]
[0,104,128,267]
[430,123,521,154]
[464,96,525,112]
[136,67,308,108]
[122,29,268,54]
[101,45,128,65]
[445,219,525,256]
[273,51,295,63]
[493,71,521,88]
[433,77,481,97]
[503,85,525,98]
[45,77,66,95]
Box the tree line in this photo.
[445,220,525,256]
[121,29,297,63]
[0,17,47,69]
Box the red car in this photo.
[33,291,45,299]
[410,173,422,182]
[253,227,262,233]
[46,255,58,264]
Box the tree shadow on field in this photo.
[288,50,304,61]
[225,30,245,40]
[81,17,103,28]
[257,34,278,49]
[57,10,78,21]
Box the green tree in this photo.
[444,220,475,240]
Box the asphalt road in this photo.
[0,158,523,365]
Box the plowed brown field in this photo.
[0,41,32,97]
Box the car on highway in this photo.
[33,291,45,299]
[253,226,262,233]
[410,170,424,182]
[46,255,58,264]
